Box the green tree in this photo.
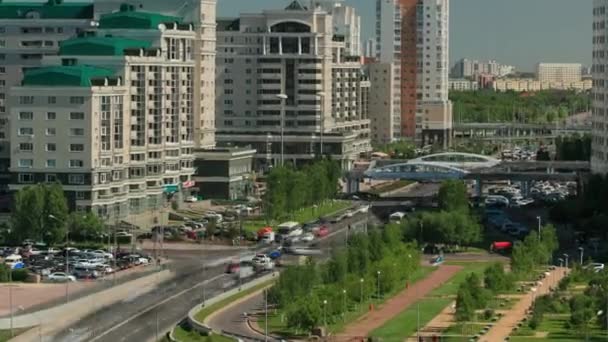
[455,286,476,322]
[368,229,386,262]
[438,180,469,212]
[67,212,106,242]
[286,295,322,331]
[569,294,596,339]
[464,272,488,308]
[326,249,348,284]
[484,263,514,293]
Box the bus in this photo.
[277,221,303,241]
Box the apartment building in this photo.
[449,78,479,91]
[492,78,592,92]
[9,8,197,224]
[315,0,361,57]
[0,0,95,190]
[94,0,217,149]
[376,0,452,147]
[537,63,582,83]
[367,62,400,144]
[214,1,371,171]
[592,1,608,173]
[451,58,515,78]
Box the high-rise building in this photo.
[537,63,582,83]
[364,39,376,58]
[376,0,452,146]
[315,0,361,57]
[215,0,371,170]
[367,62,400,144]
[0,0,96,190]
[9,8,197,224]
[592,1,608,173]
[94,0,217,149]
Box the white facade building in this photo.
[449,79,479,91]
[451,58,515,78]
[537,63,582,83]
[9,9,197,224]
[592,1,608,173]
[215,1,371,170]
[315,0,361,57]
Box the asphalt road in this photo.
[53,212,372,342]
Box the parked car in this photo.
[584,263,605,273]
[72,267,99,279]
[300,232,315,242]
[48,272,76,282]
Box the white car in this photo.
[585,263,605,273]
[344,210,354,218]
[185,196,198,203]
[48,272,76,282]
[90,250,113,259]
[252,254,271,265]
[300,233,315,242]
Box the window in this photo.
[46,128,56,136]
[69,96,85,104]
[46,174,57,182]
[46,112,56,120]
[19,96,34,105]
[45,143,56,152]
[69,144,84,152]
[76,191,86,200]
[18,159,33,168]
[47,97,56,104]
[18,173,34,184]
[69,160,83,168]
[69,112,84,120]
[19,112,33,120]
[18,127,33,136]
[0,67,4,74]
[69,128,84,136]
[46,160,56,168]
[19,143,33,152]
[68,174,84,185]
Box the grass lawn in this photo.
[193,280,274,323]
[510,314,608,341]
[370,297,452,341]
[429,262,495,297]
[242,200,352,233]
[171,325,236,342]
[0,329,28,342]
[366,180,413,195]
[259,266,438,338]
[441,323,488,341]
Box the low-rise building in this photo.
[492,78,592,92]
[193,148,256,200]
[449,78,479,91]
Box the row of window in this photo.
[18,142,84,152]
[18,127,84,136]
[18,96,85,105]
[18,159,83,168]
[18,173,84,186]
[19,111,84,120]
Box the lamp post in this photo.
[376,271,381,300]
[49,214,69,303]
[316,91,326,156]
[359,278,364,307]
[536,216,541,242]
[323,299,328,327]
[342,289,347,321]
[276,94,288,166]
[564,253,569,269]
[579,247,584,265]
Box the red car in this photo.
[315,226,329,238]
[226,262,240,274]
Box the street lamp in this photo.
[276,94,288,166]
[359,278,364,307]
[48,214,69,303]
[316,91,326,156]
[536,216,541,242]
[563,253,569,269]
[342,289,347,321]
[558,258,564,268]
[579,247,584,265]
[376,271,381,300]
[323,299,328,327]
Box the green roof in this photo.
[99,8,181,30]
[22,65,115,87]
[0,0,93,20]
[59,36,151,56]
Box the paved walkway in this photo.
[338,265,463,340]
[480,267,568,342]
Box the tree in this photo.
[11,184,68,245]
[438,180,469,212]
[569,294,596,339]
[484,263,514,293]
[464,273,488,308]
[455,286,476,322]
[326,249,348,284]
[67,212,106,242]
[286,295,322,331]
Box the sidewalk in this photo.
[480,267,568,342]
[3,269,172,342]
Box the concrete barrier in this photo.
[186,272,278,335]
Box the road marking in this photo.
[89,273,227,342]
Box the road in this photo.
[53,212,373,342]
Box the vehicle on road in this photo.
[277,221,303,241]
[490,241,513,253]
[389,211,406,223]
[267,249,282,260]
[315,226,329,238]
[584,263,605,273]
[48,272,76,282]
[300,232,315,242]
[185,196,198,203]
[72,266,99,279]
[344,210,354,218]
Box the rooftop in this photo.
[59,35,151,56]
[99,4,181,30]
[0,0,93,20]
[22,65,115,87]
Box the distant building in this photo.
[364,38,376,58]
[592,1,608,173]
[451,58,515,78]
[315,0,362,57]
[536,63,582,83]
[367,62,400,144]
[449,79,479,91]
[491,78,592,92]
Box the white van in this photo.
[389,212,406,223]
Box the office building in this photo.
[95,0,217,149]
[215,1,371,171]
[0,0,96,190]
[451,58,515,79]
[537,63,582,83]
[592,1,608,173]
[367,62,400,144]
[9,8,197,224]
[376,0,452,146]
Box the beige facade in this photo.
[368,62,399,144]
[492,78,592,92]
[537,63,582,83]
[215,2,371,170]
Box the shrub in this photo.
[11,268,29,282]
[483,309,495,320]
[0,264,10,282]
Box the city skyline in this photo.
[217,0,591,71]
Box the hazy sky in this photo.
[217,0,591,72]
